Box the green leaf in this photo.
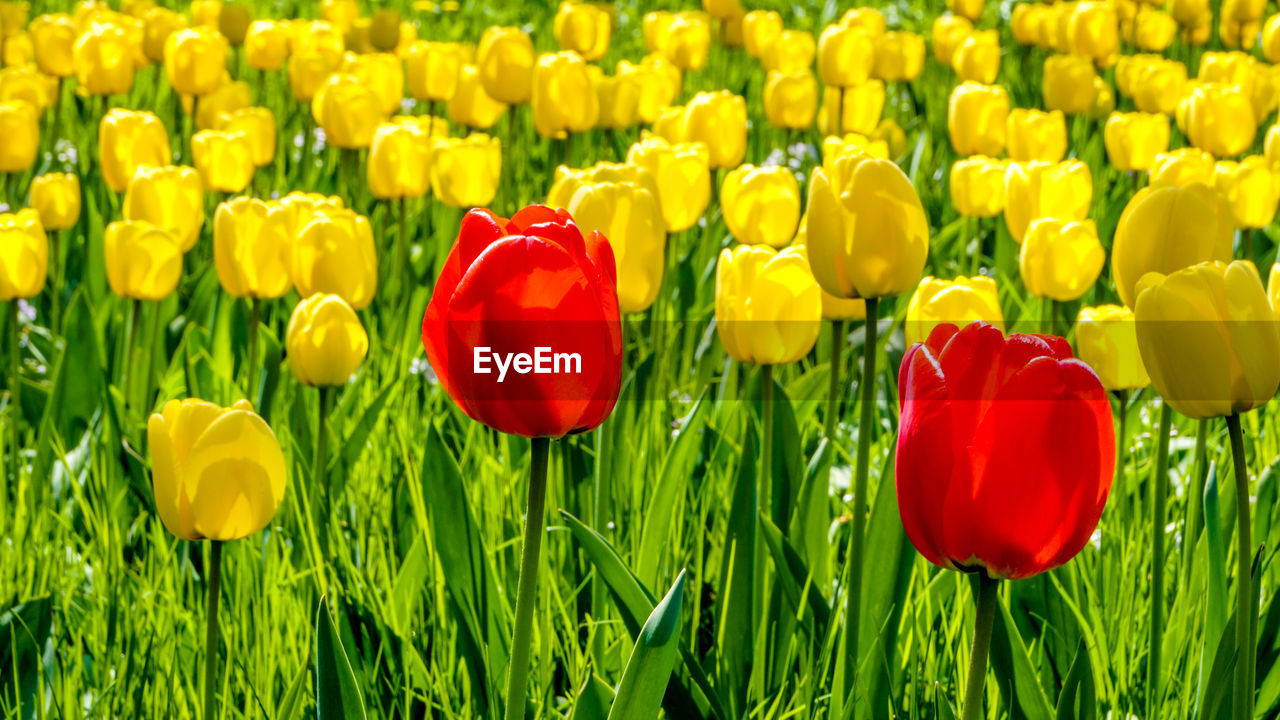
[1198,613,1236,720]
[636,393,709,587]
[1056,640,1096,720]
[570,674,615,720]
[0,596,53,720]
[717,422,756,702]
[608,570,687,720]
[988,584,1055,720]
[758,513,829,634]
[790,439,832,590]
[332,379,398,497]
[275,657,309,720]
[315,597,367,720]
[389,536,428,636]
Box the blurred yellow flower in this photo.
[1003,160,1092,243]
[904,274,1003,346]
[191,129,255,193]
[287,293,369,387]
[1104,112,1170,172]
[430,133,501,208]
[554,2,610,61]
[28,173,80,231]
[721,164,800,248]
[1019,217,1104,301]
[1006,108,1066,163]
[949,156,1006,218]
[0,209,45,300]
[1075,304,1150,390]
[105,219,182,300]
[948,82,1008,156]
[293,208,377,311]
[477,26,534,104]
[716,244,822,365]
[123,164,203,251]
[532,51,599,139]
[625,132,710,233]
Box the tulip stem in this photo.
[823,319,844,443]
[8,301,20,483]
[202,540,224,720]
[48,230,61,336]
[961,571,998,720]
[396,196,409,302]
[1227,412,1255,720]
[315,386,333,534]
[246,298,261,406]
[504,436,550,720]
[1148,400,1172,715]
[841,296,878,702]
[761,364,774,523]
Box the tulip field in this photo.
[8,0,1280,718]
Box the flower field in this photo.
[2,0,1280,719]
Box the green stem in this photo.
[1116,390,1129,527]
[48,230,61,335]
[396,196,408,299]
[1227,412,1254,720]
[1182,418,1208,587]
[504,436,550,720]
[1148,400,1172,715]
[842,296,879,700]
[314,386,333,541]
[9,301,20,483]
[961,572,999,720]
[122,299,140,410]
[761,364,774,524]
[246,298,261,404]
[824,319,844,443]
[202,540,224,720]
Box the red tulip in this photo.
[422,205,623,438]
[895,321,1114,579]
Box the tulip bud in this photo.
[73,22,135,95]
[476,26,533,104]
[950,156,1006,218]
[427,133,501,209]
[104,219,181,300]
[761,29,814,73]
[287,293,369,387]
[532,51,599,139]
[658,13,711,70]
[1214,156,1280,229]
[28,173,80,231]
[211,197,292,300]
[595,70,640,130]
[1112,184,1233,308]
[820,80,886,137]
[763,70,817,130]
[682,90,747,169]
[291,208,376,311]
[1042,53,1098,115]
[1003,160,1092,243]
[872,31,924,82]
[368,121,431,200]
[243,19,288,70]
[218,2,250,46]
[141,8,186,64]
[789,219,867,320]
[287,47,339,103]
[122,165,202,252]
[164,27,226,96]
[625,132,710,233]
[1006,108,1066,162]
[1149,147,1216,189]
[29,13,76,77]
[447,64,507,130]
[948,82,1008,156]
[312,73,384,149]
[0,209,45,300]
[1132,57,1186,115]
[742,10,782,58]
[342,52,405,118]
[193,78,249,130]
[932,14,973,67]
[0,100,36,173]
[148,398,287,541]
[840,7,886,36]
[216,106,274,167]
[905,275,1003,346]
[953,29,999,84]
[806,154,928,299]
[617,55,680,123]
[1019,217,1104,301]
[1065,2,1119,66]
[1075,304,1150,391]
[721,164,800,248]
[716,244,822,365]
[818,22,874,87]
[823,133,889,163]
[406,41,466,102]
[1104,111,1169,172]
[191,129,255,193]
[1010,3,1046,46]
[946,0,982,22]
[554,2,610,61]
[1184,83,1256,158]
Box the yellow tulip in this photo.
[448,64,507,129]
[904,275,1004,346]
[164,27,226,96]
[1003,160,1092,243]
[142,8,186,65]
[1132,57,1186,115]
[406,41,466,102]
[312,73,383,150]
[1006,108,1066,163]
[554,2,610,61]
[547,162,665,314]
[368,121,431,200]
[1133,7,1177,51]
[286,293,369,387]
[73,21,134,95]
[122,165,202,252]
[763,70,817,130]
[104,219,181,300]
[1149,148,1217,188]
[682,90,747,169]
[532,51,599,139]
[28,173,79,231]
[0,67,56,111]
[430,133,501,208]
[1214,156,1280,229]
[2,30,32,68]
[148,398,287,541]
[820,80,886,136]
[1019,217,1104,301]
[1042,53,1098,115]
[932,13,973,67]
[872,118,907,157]
[822,133,889,162]
[476,26,533,104]
[953,29,999,84]
[806,153,928,299]
[0,100,35,173]
[1104,111,1169,172]
[191,129,254,193]
[1074,305,1150,390]
[342,52,404,118]
[818,22,873,87]
[1135,260,1280,418]
[243,19,288,70]
[716,244,822,365]
[1065,2,1119,66]
[1111,184,1233,308]
[617,54,680,124]
[217,2,250,47]
[271,191,343,238]
[1265,14,1280,63]
[721,164,800,248]
[1267,124,1280,167]
[217,106,274,167]
[99,108,170,193]
[1011,3,1047,46]
[287,46,340,103]
[1184,83,1256,158]
[659,13,711,70]
[840,8,886,37]
[29,13,76,77]
[761,29,814,73]
[0,209,45,300]
[292,208,377,311]
[949,155,1006,218]
[948,82,1008,156]
[872,31,924,82]
[946,0,983,22]
[789,218,866,320]
[625,132,710,233]
[1269,262,1280,318]
[189,0,220,29]
[595,70,640,130]
[643,10,675,53]
[192,78,249,130]
[213,197,291,299]
[742,10,782,58]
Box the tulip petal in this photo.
[895,343,958,570]
[184,409,287,541]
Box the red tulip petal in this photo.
[895,343,958,570]
[923,322,961,354]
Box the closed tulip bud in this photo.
[213,197,291,299]
[789,220,866,320]
[818,23,874,87]
[625,132,710,233]
[476,26,533,104]
[0,66,52,110]
[1184,84,1256,158]
[1006,108,1066,162]
[532,51,599,139]
[292,208,376,310]
[1135,260,1280,418]
[1270,262,1280,318]
[806,154,928,299]
[191,78,249,130]
[905,275,1003,346]
[841,7,886,36]
[682,90,747,169]
[218,3,250,46]
[2,30,32,67]
[554,2,610,61]
[243,19,288,70]
[872,31,924,82]
[1065,2,1119,66]
[896,321,1114,580]
[716,244,822,365]
[1135,7,1177,51]
[1104,111,1169,172]
[73,22,134,95]
[344,52,404,117]
[28,173,79,230]
[104,220,181,300]
[953,30,1000,84]
[272,191,343,237]
[643,11,674,52]
[821,80,886,136]
[368,121,431,200]
[823,133,889,162]
[1265,14,1280,63]
[141,8,186,64]
[945,0,982,21]
[191,129,254,193]
[1011,3,1046,46]
[1075,304,1150,390]
[0,2,27,39]
[148,398,287,541]
[287,47,340,103]
[1214,156,1280,229]
[1042,53,1098,115]
[406,41,466,102]
[188,0,219,29]
[430,133,501,208]
[1019,218,1104,301]
[1149,148,1216,188]
[99,109,169,193]
[721,164,800,248]
[215,106,274,167]
[950,156,1006,218]
[312,73,383,149]
[29,13,75,77]
[1267,124,1280,166]
[702,0,744,21]
[1132,58,1186,115]
[593,71,640,130]
[123,165,202,252]
[320,0,357,30]
[948,82,1008,156]
[651,104,684,141]
[659,13,711,70]
[286,293,368,387]
[617,55,680,124]
[0,209,45,300]
[0,100,36,173]
[1112,184,1233,308]
[742,10,782,58]
[546,163,664,314]
[932,14,973,67]
[448,64,507,129]
[763,70,817,130]
[164,28,225,96]
[759,29,813,74]
[1003,160,1092,242]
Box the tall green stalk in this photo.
[824,319,844,443]
[961,572,998,720]
[505,437,550,720]
[1148,401,1173,715]
[761,364,774,523]
[246,298,261,405]
[8,301,19,484]
[203,540,224,720]
[1226,413,1254,720]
